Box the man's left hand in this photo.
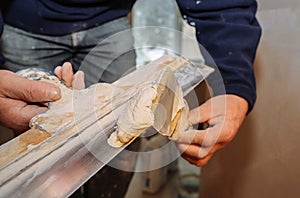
[177,94,248,166]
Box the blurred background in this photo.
[198,0,300,197]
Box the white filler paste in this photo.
[107,84,157,147]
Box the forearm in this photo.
[0,10,5,67]
[176,0,262,112]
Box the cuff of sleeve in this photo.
[225,85,256,114]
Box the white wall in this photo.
[199,1,300,197]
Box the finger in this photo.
[188,96,227,125]
[179,142,217,161]
[207,116,225,126]
[1,71,61,102]
[178,142,223,159]
[178,127,221,147]
[177,129,206,145]
[178,143,211,158]
[72,71,85,90]
[181,152,214,167]
[20,104,48,123]
[180,153,198,163]
[54,66,62,80]
[1,98,48,132]
[61,62,73,87]
[188,100,212,124]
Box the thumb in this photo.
[1,71,61,102]
[188,99,212,124]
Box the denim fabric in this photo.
[0,17,136,86]
[0,17,138,198]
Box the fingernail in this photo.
[48,87,61,100]
[54,66,62,75]
[62,62,71,67]
[72,71,85,90]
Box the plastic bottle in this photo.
[132,0,182,66]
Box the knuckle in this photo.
[222,134,233,143]
[195,159,208,167]
[26,83,38,101]
[221,128,236,143]
[19,110,30,124]
[203,134,216,147]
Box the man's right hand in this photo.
[0,70,61,132]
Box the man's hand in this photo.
[54,62,85,90]
[0,62,85,133]
[0,70,61,132]
[177,94,248,166]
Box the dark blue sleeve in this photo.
[176,0,261,112]
[0,12,4,66]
